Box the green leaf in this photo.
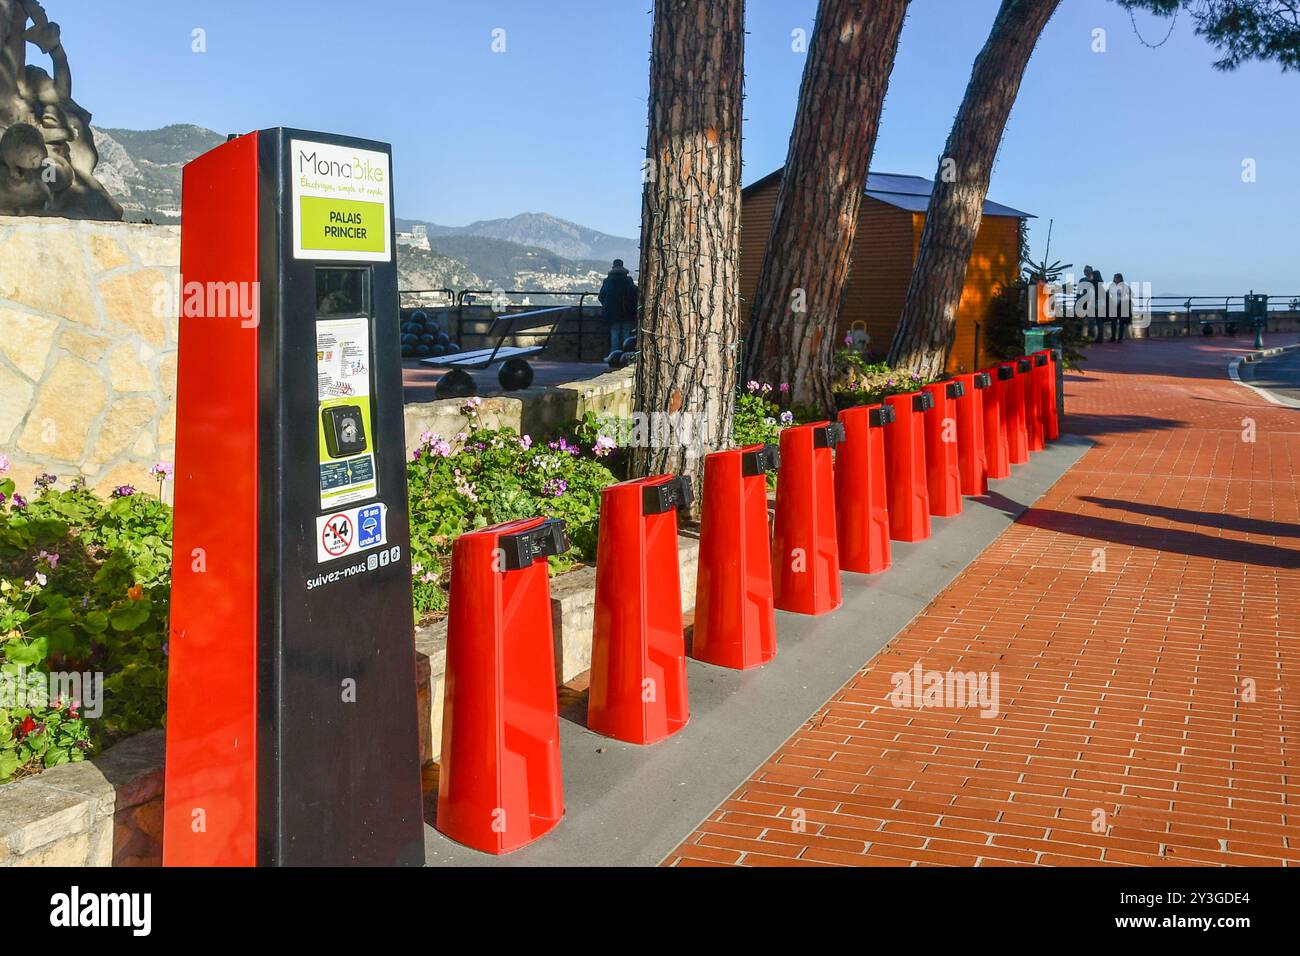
[4,637,46,666]
[0,752,21,781]
[109,601,150,632]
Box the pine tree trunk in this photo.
[743,0,909,412]
[632,0,745,511]
[887,0,1060,377]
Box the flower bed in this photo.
[0,401,618,783]
[833,348,936,407]
[0,464,171,784]
[407,398,617,617]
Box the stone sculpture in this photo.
[0,0,121,219]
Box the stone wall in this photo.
[0,730,163,867]
[402,365,634,460]
[0,216,180,497]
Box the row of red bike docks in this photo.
[436,349,1061,855]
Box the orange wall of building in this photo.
[739,177,1022,373]
[917,212,1022,373]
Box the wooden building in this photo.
[740,170,1034,373]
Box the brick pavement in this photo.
[664,335,1300,867]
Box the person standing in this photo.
[1108,273,1132,343]
[1091,266,1109,343]
[1075,266,1096,340]
[598,258,638,355]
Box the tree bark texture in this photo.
[633,0,745,508]
[887,0,1060,377]
[743,0,910,412]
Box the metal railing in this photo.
[399,286,607,359]
[1049,290,1300,336]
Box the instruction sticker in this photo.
[291,139,391,261]
[316,502,388,563]
[317,317,377,508]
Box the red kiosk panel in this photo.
[164,132,261,866]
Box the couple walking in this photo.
[1076,266,1133,343]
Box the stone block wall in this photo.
[0,216,180,498]
[0,730,164,867]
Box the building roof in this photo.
[742,168,1035,219]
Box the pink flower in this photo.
[0,454,9,475]
[149,462,174,479]
[779,383,790,394]
[593,435,616,457]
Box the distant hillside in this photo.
[92,124,226,223]
[395,246,486,293]
[89,125,631,290]
[424,234,605,287]
[399,212,638,265]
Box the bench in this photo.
[1199,317,1239,336]
[420,306,566,370]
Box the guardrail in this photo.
[1049,291,1300,336]
[399,286,606,359]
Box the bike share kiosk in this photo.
[163,129,425,866]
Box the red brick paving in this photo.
[664,335,1300,867]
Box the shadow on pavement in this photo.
[968,489,1027,519]
[1020,509,1300,570]
[1063,412,1186,438]
[1080,496,1300,540]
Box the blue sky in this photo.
[51,0,1298,295]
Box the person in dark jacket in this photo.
[1108,273,1132,343]
[1091,266,1109,343]
[1076,266,1096,340]
[598,259,638,355]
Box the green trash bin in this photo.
[1244,293,1268,349]
[1023,325,1064,425]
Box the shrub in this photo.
[734,380,794,449]
[0,470,171,783]
[406,399,617,617]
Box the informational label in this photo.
[291,139,391,261]
[316,502,388,564]
[317,317,377,507]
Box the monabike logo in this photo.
[297,149,385,184]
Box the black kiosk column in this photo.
[164,128,425,866]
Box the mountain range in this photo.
[397,212,636,264]
[89,124,638,291]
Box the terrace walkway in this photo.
[666,333,1300,867]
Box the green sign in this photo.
[299,197,386,255]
